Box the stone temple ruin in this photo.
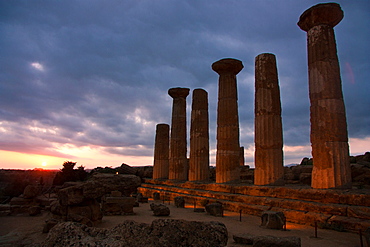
[1,3,369,246]
[152,2,351,191]
[147,2,370,232]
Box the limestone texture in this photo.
[153,123,170,179]
[298,2,351,189]
[168,87,190,181]
[254,53,284,186]
[212,58,243,183]
[189,88,210,181]
[41,220,228,247]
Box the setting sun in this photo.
[42,162,47,167]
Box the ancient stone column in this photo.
[168,87,190,181]
[254,53,284,186]
[298,3,351,189]
[239,146,245,167]
[189,88,210,181]
[212,58,243,183]
[153,123,170,179]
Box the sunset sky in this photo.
[1,1,369,170]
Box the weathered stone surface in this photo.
[189,88,210,182]
[347,206,370,220]
[28,206,41,216]
[327,215,370,231]
[297,2,343,31]
[153,192,161,201]
[136,193,149,203]
[206,202,223,217]
[168,87,190,181]
[298,2,351,189]
[174,196,185,208]
[111,190,122,197]
[9,197,33,206]
[212,58,243,183]
[254,53,284,186]
[0,204,10,216]
[50,200,67,216]
[364,227,370,247]
[88,173,141,197]
[253,235,301,247]
[43,219,61,233]
[151,203,170,216]
[58,174,141,206]
[261,211,285,230]
[117,163,137,175]
[68,199,102,222]
[42,219,228,247]
[23,185,40,199]
[103,196,136,215]
[153,123,170,179]
[233,233,254,245]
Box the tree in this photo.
[52,161,88,186]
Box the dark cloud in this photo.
[0,0,369,167]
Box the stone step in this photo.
[138,181,370,232]
[142,179,370,206]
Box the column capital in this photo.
[212,58,243,75]
[168,87,190,99]
[298,3,343,32]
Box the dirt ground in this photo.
[0,200,365,247]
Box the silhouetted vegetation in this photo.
[52,161,89,186]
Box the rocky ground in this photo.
[0,199,363,247]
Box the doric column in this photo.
[189,88,210,181]
[239,146,245,167]
[298,3,351,189]
[254,53,284,186]
[153,123,170,179]
[168,87,190,181]
[212,58,243,183]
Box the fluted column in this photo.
[239,146,245,167]
[189,88,210,181]
[153,123,170,179]
[212,58,243,183]
[254,53,284,186]
[168,87,190,181]
[298,3,351,189]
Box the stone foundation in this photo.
[138,179,370,232]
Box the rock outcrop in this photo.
[45,173,141,231]
[42,219,228,247]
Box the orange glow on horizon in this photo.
[0,149,153,170]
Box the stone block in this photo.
[23,185,40,199]
[233,233,254,245]
[347,206,370,220]
[174,196,185,208]
[205,203,223,217]
[103,197,136,215]
[9,197,33,206]
[43,218,61,233]
[151,203,170,216]
[327,215,370,231]
[261,211,285,230]
[29,206,41,216]
[253,235,301,247]
[153,192,161,201]
[58,186,84,206]
[110,190,122,197]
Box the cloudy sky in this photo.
[1,1,369,170]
